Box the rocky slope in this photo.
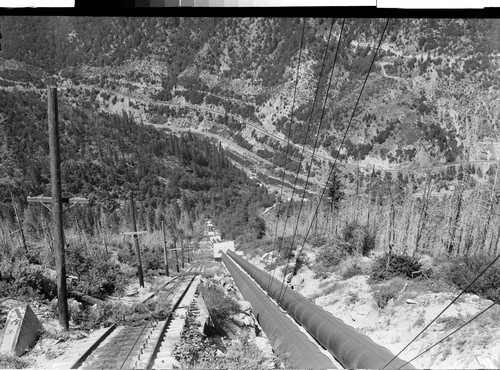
[1,17,499,195]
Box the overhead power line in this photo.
[271,17,336,287]
[279,18,346,297]
[384,252,500,368]
[267,17,307,291]
[286,18,390,296]
[396,298,499,369]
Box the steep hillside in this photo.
[0,88,273,239]
[1,17,500,195]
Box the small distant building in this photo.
[213,241,235,260]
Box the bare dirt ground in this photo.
[0,276,170,369]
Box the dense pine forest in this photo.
[0,88,273,300]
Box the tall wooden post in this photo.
[180,237,185,269]
[173,236,180,273]
[161,221,169,276]
[129,193,144,287]
[48,86,69,330]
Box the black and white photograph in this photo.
[0,16,499,369]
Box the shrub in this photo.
[66,243,125,299]
[372,279,405,308]
[443,254,500,301]
[314,243,344,279]
[308,234,327,249]
[174,324,217,367]
[141,246,164,271]
[198,333,274,370]
[346,291,360,305]
[342,263,364,280]
[369,253,422,283]
[199,283,240,335]
[341,221,375,256]
[0,256,57,300]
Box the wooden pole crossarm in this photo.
[65,197,89,212]
[27,196,89,213]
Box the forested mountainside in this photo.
[0,88,273,239]
[0,17,499,195]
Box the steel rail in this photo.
[70,272,197,369]
[145,274,197,369]
[227,250,414,369]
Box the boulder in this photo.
[232,313,254,327]
[242,315,255,327]
[238,300,252,314]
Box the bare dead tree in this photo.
[413,173,433,257]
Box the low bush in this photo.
[66,243,125,299]
[198,333,274,370]
[199,283,240,335]
[314,241,351,279]
[0,256,57,300]
[59,296,172,330]
[308,234,327,249]
[342,262,364,279]
[341,221,376,256]
[141,246,164,271]
[314,224,376,279]
[174,325,217,367]
[369,253,422,283]
[443,254,500,301]
[372,279,406,308]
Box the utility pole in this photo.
[129,193,144,287]
[180,235,185,269]
[161,221,169,276]
[48,86,69,330]
[173,236,180,273]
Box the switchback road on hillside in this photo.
[68,84,500,175]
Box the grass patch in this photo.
[0,355,30,369]
[309,281,342,300]
[371,278,406,308]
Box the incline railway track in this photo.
[70,266,203,370]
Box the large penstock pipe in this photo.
[221,252,336,369]
[227,250,414,369]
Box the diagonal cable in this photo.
[267,17,307,291]
[280,18,390,298]
[278,18,345,297]
[270,17,335,286]
[384,252,500,368]
[396,298,499,369]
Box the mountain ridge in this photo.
[1,17,499,194]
